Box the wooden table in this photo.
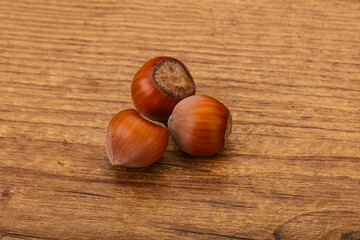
[1,0,359,239]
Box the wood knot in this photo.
[340,230,360,240]
[273,211,360,240]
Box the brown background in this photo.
[1,0,360,239]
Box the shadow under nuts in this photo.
[168,95,232,156]
[131,56,196,122]
[105,109,169,167]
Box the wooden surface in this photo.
[1,0,360,239]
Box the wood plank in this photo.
[1,0,359,239]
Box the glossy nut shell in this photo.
[168,95,232,156]
[131,56,195,122]
[105,109,169,167]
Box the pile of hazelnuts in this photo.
[105,57,232,167]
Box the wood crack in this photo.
[57,190,115,199]
[168,228,255,240]
[2,232,59,240]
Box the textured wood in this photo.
[0,0,359,239]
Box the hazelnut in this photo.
[168,95,232,156]
[131,56,196,122]
[105,109,169,167]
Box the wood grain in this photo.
[0,0,359,239]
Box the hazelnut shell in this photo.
[168,95,232,156]
[105,109,169,167]
[131,56,195,122]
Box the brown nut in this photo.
[105,109,169,167]
[131,56,196,122]
[168,95,232,156]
